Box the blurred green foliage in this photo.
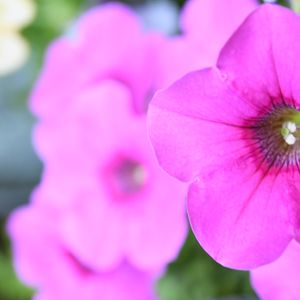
[23,0,88,71]
[0,219,33,300]
[158,230,257,300]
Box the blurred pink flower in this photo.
[7,203,159,300]
[29,0,256,273]
[148,4,300,270]
[29,2,195,274]
[251,241,300,300]
[158,0,258,89]
[180,0,258,59]
[30,3,162,117]
[181,0,258,51]
[33,79,188,271]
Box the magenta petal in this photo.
[187,165,293,269]
[34,80,134,169]
[77,3,157,112]
[148,68,258,182]
[88,263,158,300]
[30,3,160,118]
[218,4,300,104]
[181,0,257,55]
[60,194,125,271]
[7,205,74,288]
[157,37,216,88]
[251,240,300,299]
[35,263,158,300]
[8,204,159,300]
[30,38,79,118]
[126,160,187,269]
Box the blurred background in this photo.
[0,0,290,299]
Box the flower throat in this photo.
[252,105,300,169]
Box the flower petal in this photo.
[125,145,188,270]
[148,67,257,182]
[187,164,293,269]
[250,240,300,300]
[7,204,77,289]
[34,80,136,170]
[35,263,158,300]
[30,38,79,118]
[218,4,300,105]
[181,0,257,56]
[60,189,125,271]
[30,3,160,118]
[8,203,158,300]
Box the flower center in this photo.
[281,121,297,145]
[251,105,300,169]
[113,159,147,194]
[103,155,148,200]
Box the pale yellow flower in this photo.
[0,0,36,30]
[0,31,29,76]
[0,0,35,75]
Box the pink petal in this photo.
[218,4,300,105]
[157,36,215,88]
[181,0,257,57]
[30,38,79,118]
[30,3,161,118]
[6,204,77,289]
[56,105,187,271]
[148,67,258,182]
[251,240,300,299]
[89,263,158,300]
[60,189,125,271]
[76,3,159,113]
[8,204,158,300]
[35,263,158,300]
[188,165,293,269]
[33,80,135,170]
[124,138,188,270]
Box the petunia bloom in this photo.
[7,202,159,300]
[250,241,300,300]
[30,0,255,273]
[30,2,167,119]
[33,79,188,272]
[148,4,300,270]
[29,2,192,272]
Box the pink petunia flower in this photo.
[33,79,188,271]
[29,2,193,274]
[29,0,256,274]
[250,241,300,300]
[30,2,163,118]
[7,203,159,300]
[148,4,300,270]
